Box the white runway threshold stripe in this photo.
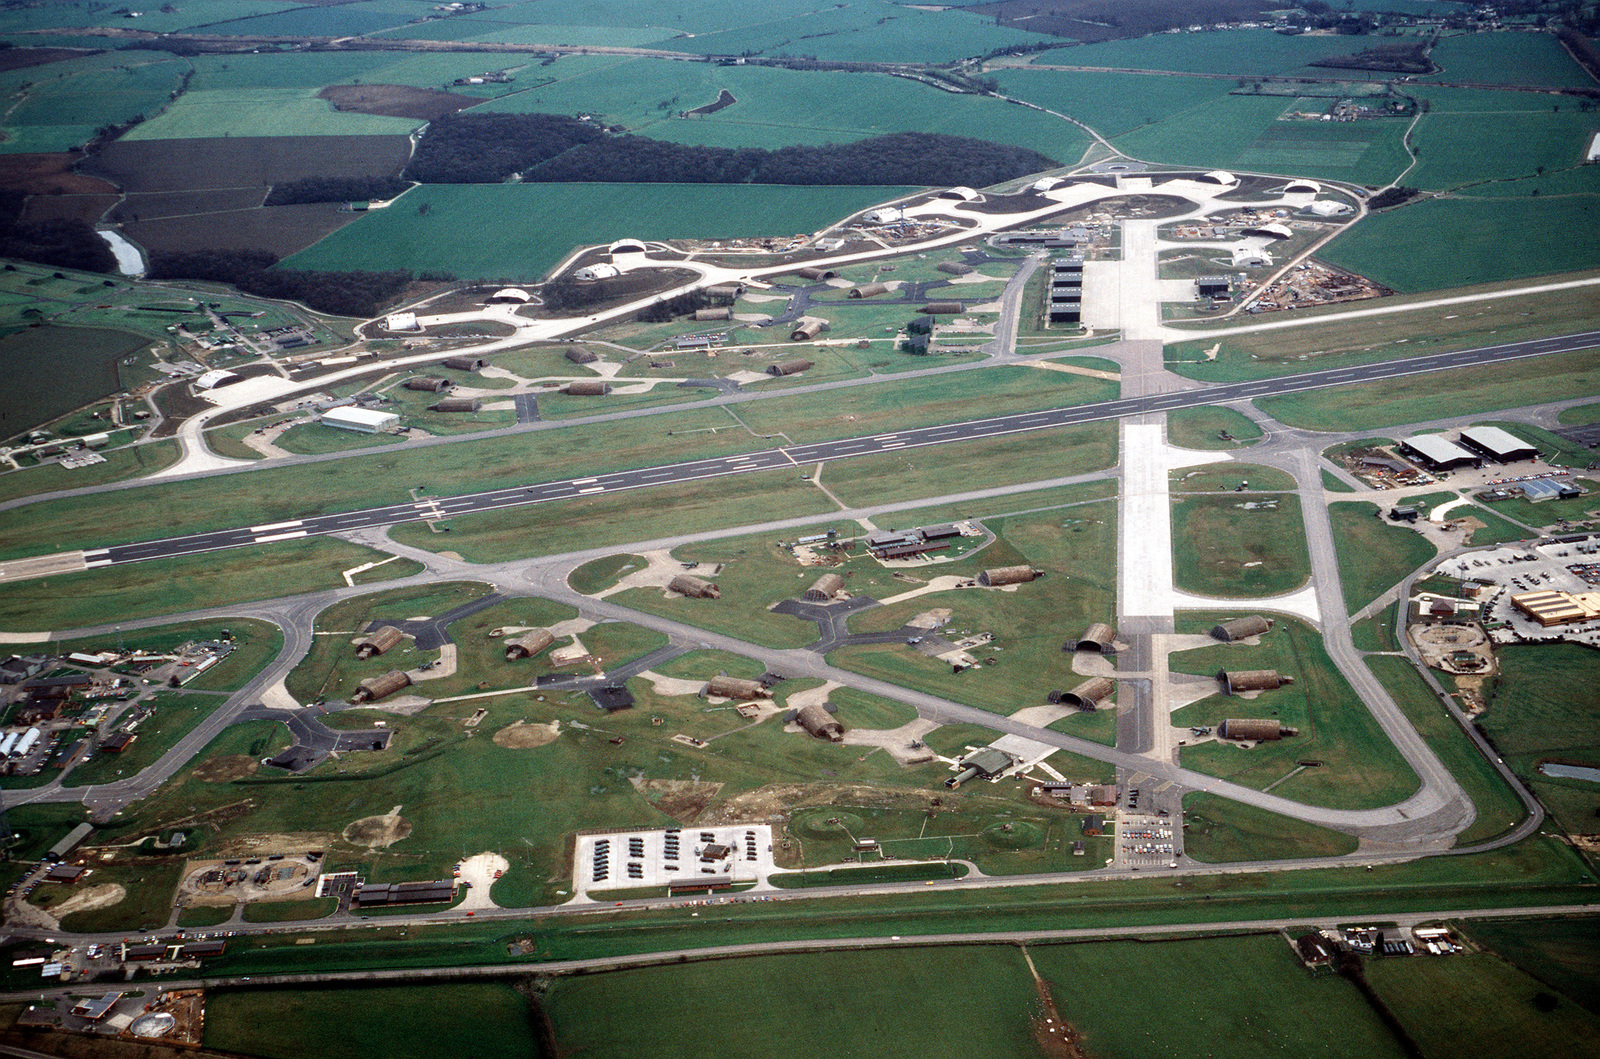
[577,486,605,494]
[249,519,304,534]
[253,530,308,544]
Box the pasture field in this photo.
[1257,348,1600,431]
[1170,492,1310,598]
[52,617,284,694]
[205,983,538,1059]
[123,88,424,141]
[1170,612,1419,810]
[1181,792,1359,861]
[1320,197,1600,293]
[1031,28,1391,76]
[1406,99,1600,191]
[1,59,189,154]
[1166,276,1600,383]
[1326,501,1437,613]
[1466,917,1600,1013]
[1420,31,1597,89]
[1365,656,1527,846]
[0,538,418,633]
[1366,954,1600,1059]
[284,183,921,282]
[542,947,1041,1059]
[1032,934,1407,1059]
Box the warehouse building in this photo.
[1054,676,1114,711]
[322,407,399,433]
[1217,718,1299,741]
[564,380,611,395]
[1458,426,1538,463]
[1521,479,1581,502]
[1398,434,1479,472]
[1212,615,1272,642]
[354,626,405,659]
[504,629,555,660]
[355,879,455,907]
[1218,669,1294,694]
[431,396,481,413]
[705,674,770,700]
[1068,623,1117,654]
[404,376,453,393]
[794,702,844,742]
[669,574,720,598]
[1510,589,1600,627]
[769,357,815,375]
[350,670,411,703]
[979,566,1043,587]
[804,572,845,601]
[945,747,1013,788]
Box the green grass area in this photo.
[1366,656,1528,846]
[123,87,423,140]
[1171,493,1310,598]
[273,421,406,456]
[542,946,1041,1059]
[1181,792,1360,862]
[568,554,647,596]
[0,538,418,633]
[1366,952,1600,1059]
[286,182,923,283]
[0,441,181,502]
[38,861,186,933]
[1352,603,1401,653]
[1322,469,1357,493]
[1421,31,1597,90]
[1166,406,1264,450]
[389,468,838,563]
[883,480,1118,531]
[204,982,538,1059]
[828,503,1116,720]
[1172,612,1419,810]
[1036,27,1387,75]
[1327,500,1438,613]
[177,904,236,928]
[52,617,282,692]
[241,897,338,924]
[1320,198,1600,293]
[1258,349,1600,432]
[1033,933,1408,1059]
[1167,278,1600,383]
[1170,463,1296,493]
[1559,403,1600,426]
[1,58,189,154]
[62,691,219,788]
[1466,917,1600,1013]
[769,861,970,887]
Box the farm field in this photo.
[1030,28,1393,75]
[284,183,923,282]
[122,88,424,141]
[1405,91,1600,191]
[1465,917,1600,1013]
[0,58,189,154]
[0,324,150,440]
[1419,31,1598,89]
[1170,612,1419,810]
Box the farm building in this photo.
[564,381,611,395]
[978,566,1043,587]
[431,396,482,413]
[769,358,815,376]
[789,318,826,341]
[849,283,891,298]
[804,572,845,601]
[1218,669,1294,694]
[350,670,411,704]
[693,307,732,321]
[322,407,399,433]
[919,301,964,315]
[404,377,453,393]
[705,674,770,700]
[1217,718,1299,741]
[1510,589,1600,627]
[669,574,720,598]
[1068,623,1118,654]
[1458,426,1538,463]
[1398,434,1478,471]
[1212,615,1272,642]
[936,261,974,276]
[487,288,531,303]
[796,266,838,281]
[794,703,844,742]
[1055,676,1114,711]
[442,355,488,371]
[945,747,1014,788]
[504,629,555,660]
[565,345,598,364]
[354,626,405,659]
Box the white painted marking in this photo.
[84,557,115,568]
[249,520,303,533]
[577,486,605,494]
[879,441,906,449]
[254,530,308,544]
[572,477,599,485]
[872,433,899,440]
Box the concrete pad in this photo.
[635,670,706,698]
[455,852,508,910]
[1167,584,1322,625]
[0,551,88,585]
[876,575,970,606]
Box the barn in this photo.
[430,396,482,413]
[669,574,720,598]
[794,703,844,742]
[1218,718,1299,741]
[404,377,453,393]
[978,566,1042,587]
[564,380,611,395]
[1211,615,1272,642]
[350,670,411,703]
[769,358,815,375]
[1067,623,1117,654]
[354,626,405,659]
[504,629,555,660]
[1218,669,1294,694]
[804,572,845,601]
[1056,676,1114,711]
[705,674,770,700]
[849,283,890,298]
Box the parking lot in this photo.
[574,825,776,897]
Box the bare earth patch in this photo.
[218,832,341,856]
[633,777,725,824]
[343,806,411,848]
[53,883,126,919]
[493,720,561,748]
[318,84,479,121]
[191,755,260,782]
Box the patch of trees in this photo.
[636,290,710,323]
[0,189,115,274]
[403,112,606,184]
[148,248,410,317]
[1311,42,1433,74]
[1367,186,1419,210]
[263,176,411,207]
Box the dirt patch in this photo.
[319,84,479,121]
[216,831,340,856]
[191,755,261,783]
[343,808,411,848]
[0,152,119,196]
[0,48,96,73]
[53,883,126,919]
[493,720,561,748]
[84,135,413,193]
[633,778,725,824]
[701,782,948,824]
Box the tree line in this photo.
[147,248,410,318]
[263,176,411,207]
[405,114,1058,187]
[0,190,116,274]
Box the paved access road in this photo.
[83,328,1600,568]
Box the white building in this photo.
[322,407,399,433]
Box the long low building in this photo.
[1459,425,1537,462]
[1398,434,1479,471]
[322,407,398,433]
[1218,718,1299,741]
[1219,669,1294,694]
[1510,589,1600,627]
